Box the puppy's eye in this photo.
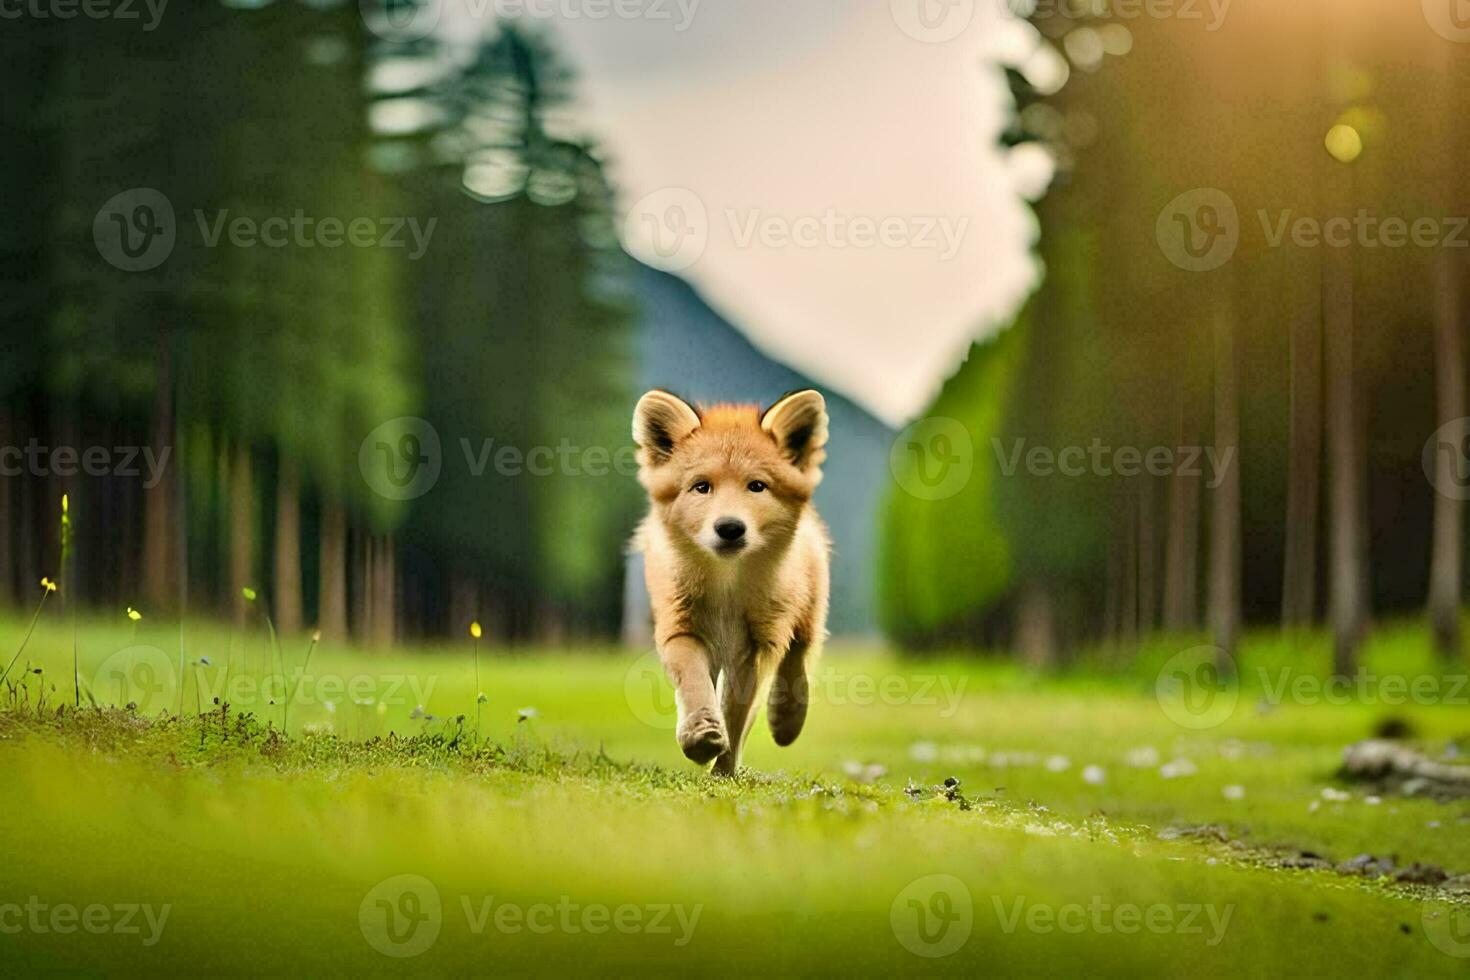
[747,480,767,493]
[691,481,711,494]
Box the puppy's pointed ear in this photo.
[761,389,828,476]
[633,390,701,465]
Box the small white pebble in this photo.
[1364,795,1381,805]
[909,741,939,762]
[1308,800,1321,813]
[1160,758,1198,779]
[1045,755,1071,772]
[1320,787,1351,802]
[1082,764,1106,785]
[1428,821,1442,829]
[1125,746,1160,768]
[1222,784,1246,800]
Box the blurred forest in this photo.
[883,2,1469,672]
[4,1,1467,664]
[1,2,640,644]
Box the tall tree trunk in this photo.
[1281,287,1322,629]
[142,333,175,610]
[1324,225,1364,678]
[272,457,303,636]
[317,498,347,641]
[1016,581,1057,668]
[1162,395,1201,631]
[1208,301,1241,669]
[352,529,371,645]
[1120,488,1138,647]
[371,534,395,648]
[1103,527,1122,647]
[1428,249,1464,660]
[0,409,13,607]
[1137,475,1157,635]
[228,444,253,627]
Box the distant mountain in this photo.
[622,263,895,639]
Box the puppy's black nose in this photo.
[714,518,746,542]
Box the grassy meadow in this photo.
[1,610,1468,975]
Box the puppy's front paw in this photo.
[677,709,727,765]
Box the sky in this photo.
[435,0,1047,426]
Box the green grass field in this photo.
[2,611,1468,976]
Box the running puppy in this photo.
[631,389,831,776]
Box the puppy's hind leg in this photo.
[767,639,811,747]
[660,635,727,765]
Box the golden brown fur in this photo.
[631,390,831,775]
